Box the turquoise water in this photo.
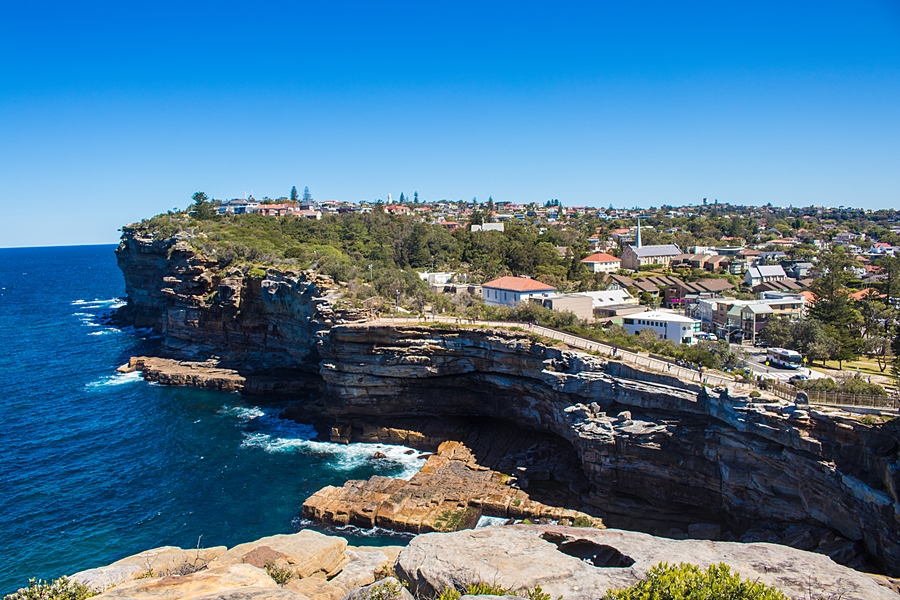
[0,245,421,594]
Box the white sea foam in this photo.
[240,412,426,480]
[476,515,510,528]
[72,298,123,307]
[86,371,143,389]
[290,518,415,540]
[219,405,265,422]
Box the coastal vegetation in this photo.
[129,195,900,382]
[602,562,788,600]
[4,577,98,600]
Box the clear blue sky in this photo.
[1,1,899,247]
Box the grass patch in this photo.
[432,506,480,532]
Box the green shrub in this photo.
[437,583,554,600]
[4,577,99,600]
[362,579,405,600]
[264,562,295,586]
[749,391,761,398]
[603,562,788,599]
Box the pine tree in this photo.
[290,186,298,201]
[302,186,313,203]
[399,192,405,203]
[809,247,862,368]
[191,191,216,220]
[413,191,419,204]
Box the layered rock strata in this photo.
[395,524,899,600]
[66,529,399,600]
[302,440,603,533]
[26,526,897,600]
[319,324,900,573]
[114,231,900,575]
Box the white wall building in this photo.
[622,310,701,345]
[481,276,556,307]
[580,252,621,273]
[471,223,504,232]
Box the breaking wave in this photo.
[86,371,143,389]
[238,410,426,480]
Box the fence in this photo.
[769,381,898,410]
[373,315,743,389]
[363,316,900,409]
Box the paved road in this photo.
[732,345,824,382]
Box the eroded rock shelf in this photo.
[114,229,900,576]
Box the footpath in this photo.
[351,315,898,412]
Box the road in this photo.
[731,344,826,382]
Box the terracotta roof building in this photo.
[580,253,621,273]
[481,276,556,307]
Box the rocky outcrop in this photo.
[302,440,603,533]
[318,324,900,574]
[63,530,401,600]
[52,527,899,600]
[395,525,899,600]
[115,228,343,377]
[114,231,900,575]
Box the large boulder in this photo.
[72,545,227,590]
[191,589,310,600]
[285,577,344,600]
[329,549,393,592]
[96,563,281,599]
[395,525,899,600]
[209,531,348,579]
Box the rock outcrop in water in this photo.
[114,229,900,576]
[302,440,604,533]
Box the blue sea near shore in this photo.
[0,245,424,594]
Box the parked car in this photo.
[754,340,771,348]
[788,374,809,384]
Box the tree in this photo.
[808,247,861,368]
[413,191,419,204]
[191,191,216,220]
[302,186,313,203]
[290,186,298,201]
[487,196,495,215]
[399,192,405,203]
[759,316,793,349]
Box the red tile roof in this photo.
[482,276,556,292]
[581,253,620,263]
[849,288,885,301]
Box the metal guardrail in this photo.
[373,315,742,389]
[363,316,899,410]
[769,381,898,410]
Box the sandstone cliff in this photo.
[26,526,897,600]
[114,229,900,576]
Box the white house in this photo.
[744,265,786,287]
[482,276,556,307]
[580,252,621,273]
[622,310,701,345]
[471,223,504,232]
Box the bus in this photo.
[766,348,803,369]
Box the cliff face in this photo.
[115,230,900,575]
[115,229,338,374]
[319,324,900,574]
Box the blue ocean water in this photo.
[0,245,423,594]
